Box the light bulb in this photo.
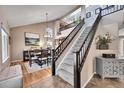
[39,42,43,47]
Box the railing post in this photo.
[52,49,55,76]
[74,52,81,88]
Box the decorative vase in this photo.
[97,44,109,50]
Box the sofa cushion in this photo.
[0,65,23,88]
[0,65,22,81]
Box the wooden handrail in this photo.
[101,5,124,16]
[52,5,124,87]
[74,12,102,88]
[74,5,124,88]
[54,19,85,61]
[52,18,85,75]
[56,19,84,51]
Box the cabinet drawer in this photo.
[104,68,113,76]
[96,57,124,79]
[104,61,113,65]
[103,61,113,76]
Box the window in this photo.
[86,5,90,8]
[1,27,9,63]
[61,7,81,24]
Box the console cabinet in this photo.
[23,49,51,62]
[96,57,124,79]
[23,50,42,61]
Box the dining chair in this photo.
[38,49,49,67]
[28,50,38,67]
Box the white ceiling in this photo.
[0,5,79,28]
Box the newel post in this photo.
[74,52,81,88]
[52,49,55,76]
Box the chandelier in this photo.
[44,13,53,37]
[44,13,53,48]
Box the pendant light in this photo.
[44,12,53,48]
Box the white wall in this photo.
[118,28,124,58]
[85,5,101,26]
[10,22,55,61]
[55,27,75,39]
[0,8,10,73]
[81,14,119,87]
[119,28,124,36]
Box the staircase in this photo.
[52,5,124,88]
[57,27,92,85]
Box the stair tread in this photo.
[63,59,74,66]
[60,63,73,73]
[57,69,74,79]
[57,69,74,85]
[57,26,92,86]
[58,67,73,75]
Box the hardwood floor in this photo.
[11,61,51,88]
[10,61,73,88]
[11,60,124,87]
[85,74,124,88]
[11,61,72,88]
[31,76,72,88]
[11,62,124,88]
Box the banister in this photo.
[52,5,124,87]
[52,18,85,75]
[74,11,102,88]
[74,5,124,88]
[55,19,85,51]
[54,19,85,61]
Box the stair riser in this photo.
[57,27,92,86]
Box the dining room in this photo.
[9,13,54,87]
[4,5,81,87]
[10,17,54,73]
[9,5,80,74]
[10,19,54,87]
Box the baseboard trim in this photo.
[82,72,95,88]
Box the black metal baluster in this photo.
[81,48,83,65]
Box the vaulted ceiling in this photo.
[0,5,79,28]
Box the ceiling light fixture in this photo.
[44,12,53,48]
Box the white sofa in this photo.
[0,65,23,88]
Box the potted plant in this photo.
[95,32,114,50]
[73,16,81,25]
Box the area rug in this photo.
[24,62,51,73]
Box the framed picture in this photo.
[106,5,114,8]
[25,32,40,46]
[86,12,91,18]
[95,8,101,14]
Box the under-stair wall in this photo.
[81,12,120,87]
[57,26,92,85]
[56,13,101,86]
